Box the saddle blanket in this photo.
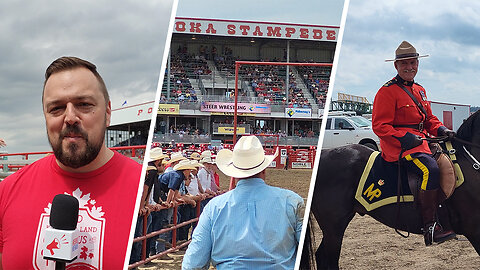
[355,151,414,211]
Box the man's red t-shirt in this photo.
[0,151,141,269]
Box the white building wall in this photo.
[430,101,470,131]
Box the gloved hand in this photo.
[438,126,456,140]
[394,132,424,150]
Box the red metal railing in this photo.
[0,145,147,173]
[128,195,210,269]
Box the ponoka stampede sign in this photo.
[174,17,339,42]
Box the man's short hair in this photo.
[43,56,110,105]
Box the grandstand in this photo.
[155,17,338,148]
[106,101,154,147]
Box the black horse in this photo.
[301,110,480,269]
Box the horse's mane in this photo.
[456,110,480,141]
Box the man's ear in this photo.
[105,101,112,127]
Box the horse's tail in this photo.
[300,213,316,269]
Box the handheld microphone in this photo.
[43,194,80,269]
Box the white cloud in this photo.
[0,0,175,153]
[333,0,480,107]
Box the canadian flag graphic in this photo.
[33,188,105,270]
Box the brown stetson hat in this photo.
[385,41,429,62]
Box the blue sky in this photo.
[176,0,344,26]
[333,1,480,107]
[0,0,345,154]
[0,0,175,153]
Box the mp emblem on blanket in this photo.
[363,182,382,201]
[355,151,415,211]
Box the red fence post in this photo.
[196,199,201,220]
[141,214,148,261]
[172,205,178,247]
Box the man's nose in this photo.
[64,103,79,125]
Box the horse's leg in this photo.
[445,165,480,256]
[311,183,357,270]
[465,234,480,255]
[315,212,355,270]
[311,145,370,269]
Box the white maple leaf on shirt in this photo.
[71,188,91,208]
[91,206,104,218]
[68,188,105,218]
[44,203,52,214]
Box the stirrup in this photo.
[424,221,456,246]
[424,222,436,246]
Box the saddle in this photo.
[355,142,464,211]
[415,143,457,199]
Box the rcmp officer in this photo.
[372,41,456,246]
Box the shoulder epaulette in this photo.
[413,82,423,87]
[383,77,397,87]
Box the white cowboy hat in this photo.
[200,150,215,158]
[173,159,197,171]
[216,135,278,178]
[149,147,168,162]
[385,40,429,62]
[200,156,215,164]
[189,160,205,168]
[167,152,187,164]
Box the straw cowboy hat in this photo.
[216,135,278,178]
[167,152,187,164]
[385,41,429,62]
[173,159,198,171]
[149,147,168,162]
[190,152,201,160]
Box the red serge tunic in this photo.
[372,75,444,162]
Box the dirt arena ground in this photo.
[308,208,480,270]
[135,168,480,269]
[137,168,313,270]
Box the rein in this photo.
[453,137,480,150]
[425,136,480,171]
[462,146,480,171]
[451,137,480,171]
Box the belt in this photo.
[393,122,424,131]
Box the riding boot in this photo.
[436,189,455,233]
[418,189,456,246]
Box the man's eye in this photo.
[49,106,64,113]
[78,103,95,110]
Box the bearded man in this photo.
[0,56,141,269]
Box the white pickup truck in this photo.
[321,113,380,150]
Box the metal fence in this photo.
[152,133,318,147]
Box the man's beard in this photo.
[49,124,105,169]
